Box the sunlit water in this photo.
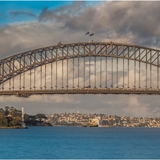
[0,126,160,159]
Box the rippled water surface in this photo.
[0,126,160,159]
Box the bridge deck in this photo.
[0,89,160,97]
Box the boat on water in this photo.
[82,124,99,127]
[89,124,98,127]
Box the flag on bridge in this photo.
[85,31,90,35]
[90,33,94,36]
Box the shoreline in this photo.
[0,126,28,129]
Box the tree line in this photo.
[0,106,50,127]
[0,106,22,127]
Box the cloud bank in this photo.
[0,1,160,117]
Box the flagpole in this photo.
[85,31,90,42]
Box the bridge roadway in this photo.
[0,88,160,97]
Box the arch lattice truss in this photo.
[0,42,160,96]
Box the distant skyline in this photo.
[0,1,160,117]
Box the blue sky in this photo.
[0,1,72,25]
[0,1,100,25]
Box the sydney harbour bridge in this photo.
[0,41,160,97]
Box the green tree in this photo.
[4,106,10,116]
[0,117,8,126]
[0,108,4,113]
[36,114,47,121]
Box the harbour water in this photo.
[0,126,160,159]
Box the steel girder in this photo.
[0,41,160,85]
[0,89,160,96]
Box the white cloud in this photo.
[101,95,155,117]
[0,1,160,117]
[123,96,150,117]
[0,94,80,104]
[102,31,136,45]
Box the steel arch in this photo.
[0,41,160,85]
[0,41,160,97]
